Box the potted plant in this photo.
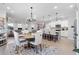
[73,49,79,55]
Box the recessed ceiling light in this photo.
[6,6,11,10]
[11,10,14,13]
[54,6,58,9]
[69,5,74,8]
[33,15,37,19]
[60,15,64,18]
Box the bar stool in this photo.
[46,34,49,40]
[49,34,51,41]
[55,35,58,41]
[43,33,46,39]
[51,35,53,41]
[53,35,56,42]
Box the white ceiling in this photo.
[0,3,78,23]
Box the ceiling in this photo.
[0,3,78,23]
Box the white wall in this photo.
[0,5,6,33]
[77,9,79,48]
[0,11,6,17]
[13,23,27,30]
[0,5,6,17]
[47,20,68,27]
[67,18,75,40]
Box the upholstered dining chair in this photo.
[29,30,43,53]
[13,31,28,54]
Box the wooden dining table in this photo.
[18,33,35,48]
[19,33,35,42]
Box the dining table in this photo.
[19,33,35,41]
[18,33,35,48]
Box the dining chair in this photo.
[30,30,43,53]
[13,31,28,54]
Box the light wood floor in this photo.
[0,37,76,55]
[41,37,75,55]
